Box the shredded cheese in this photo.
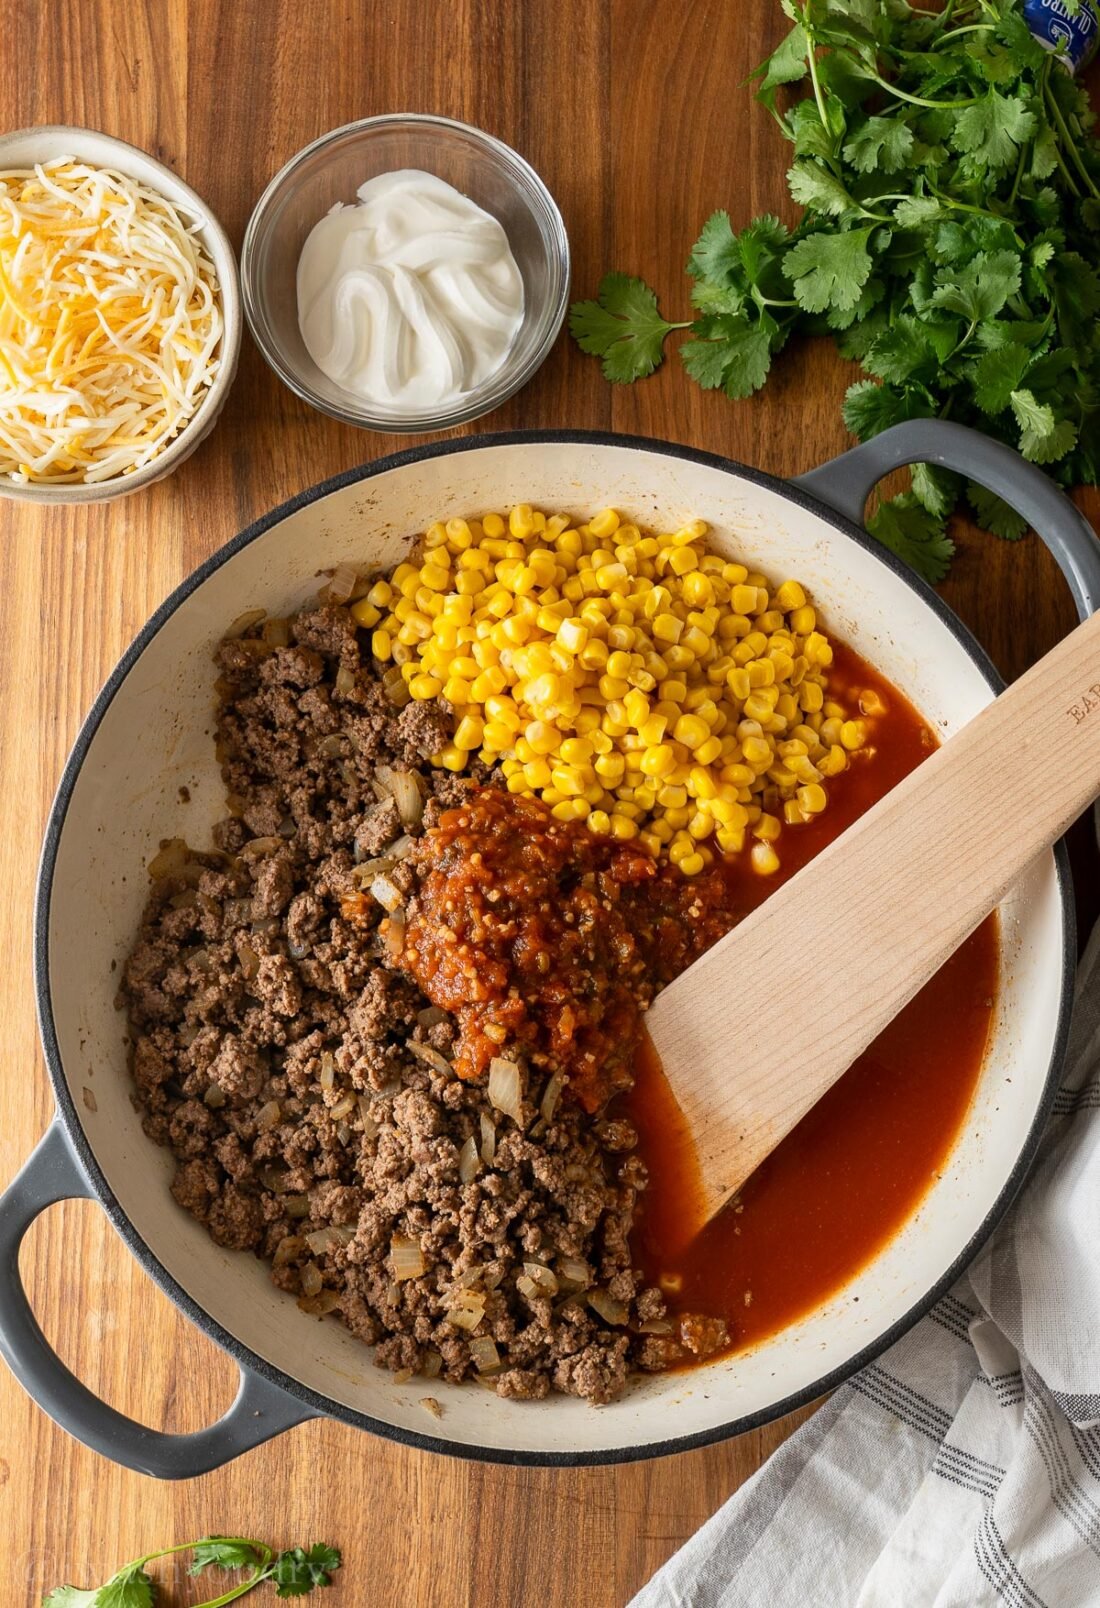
[0,158,223,484]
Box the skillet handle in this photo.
[0,1120,317,1479]
[793,419,1100,623]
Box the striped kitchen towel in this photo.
[633,917,1100,1608]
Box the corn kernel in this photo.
[673,713,709,749]
[609,813,638,840]
[841,719,866,751]
[751,842,780,876]
[798,783,828,814]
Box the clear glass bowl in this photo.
[241,115,570,434]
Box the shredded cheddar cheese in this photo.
[0,159,223,484]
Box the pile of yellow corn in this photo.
[351,505,869,875]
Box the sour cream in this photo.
[296,169,525,413]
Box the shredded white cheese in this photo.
[0,158,223,484]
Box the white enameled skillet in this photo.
[3,420,1098,1476]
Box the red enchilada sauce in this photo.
[402,640,998,1358]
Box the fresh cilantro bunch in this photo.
[43,1535,341,1607]
[569,0,1100,582]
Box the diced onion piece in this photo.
[242,836,282,857]
[299,1261,323,1298]
[285,1195,310,1218]
[327,562,359,603]
[357,1094,379,1139]
[334,665,356,696]
[370,874,404,913]
[418,1006,447,1028]
[273,1234,305,1268]
[637,1318,674,1335]
[523,1262,559,1296]
[319,1052,335,1090]
[305,1225,354,1255]
[458,1134,481,1184]
[254,1098,281,1130]
[390,1234,426,1282]
[446,1289,486,1332]
[147,838,190,880]
[455,1265,485,1290]
[329,1093,356,1120]
[203,1083,227,1110]
[409,1041,452,1077]
[389,834,416,859]
[262,617,291,647]
[479,1113,496,1164]
[516,1275,539,1302]
[223,608,267,640]
[382,914,406,961]
[488,1057,524,1125]
[237,941,259,981]
[558,1258,591,1290]
[352,856,396,884]
[423,1350,443,1379]
[375,764,425,830]
[540,1072,564,1124]
[298,1288,341,1316]
[469,1336,500,1374]
[588,1290,629,1326]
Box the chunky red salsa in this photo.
[400,787,736,1109]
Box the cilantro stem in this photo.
[934,22,995,44]
[804,31,830,134]
[1043,75,1100,201]
[859,69,980,110]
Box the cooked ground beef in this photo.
[121,596,727,1404]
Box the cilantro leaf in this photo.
[681,315,773,399]
[42,1591,99,1608]
[685,211,742,285]
[867,493,955,585]
[1021,416,1077,465]
[753,21,809,109]
[736,213,790,283]
[271,1545,342,1598]
[950,90,1037,173]
[863,315,940,384]
[966,482,1029,541]
[690,279,747,316]
[892,195,942,229]
[568,274,683,383]
[190,1538,266,1574]
[843,115,915,174]
[787,161,859,218]
[911,462,961,520]
[929,250,1021,323]
[972,344,1032,414]
[94,1571,156,1608]
[842,379,932,440]
[784,227,874,313]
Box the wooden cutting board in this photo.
[0,5,1096,1604]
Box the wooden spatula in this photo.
[647,607,1100,1238]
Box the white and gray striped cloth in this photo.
[634,918,1100,1608]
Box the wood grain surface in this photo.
[1,5,1097,1605]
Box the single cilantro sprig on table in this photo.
[43,1536,341,1607]
[568,0,1100,583]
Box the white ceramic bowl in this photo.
[0,126,241,505]
[4,424,1098,1476]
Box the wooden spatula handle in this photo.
[646,607,1100,1224]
